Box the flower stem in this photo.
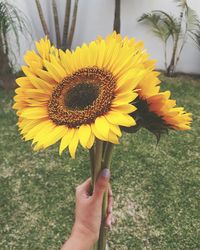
[98,142,114,250]
[93,139,103,186]
[90,141,114,250]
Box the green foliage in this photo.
[0,0,30,73]
[0,74,200,249]
[193,27,200,50]
[138,11,179,42]
[138,1,200,76]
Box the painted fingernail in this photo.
[101,168,110,178]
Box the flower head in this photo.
[13,33,154,158]
[110,33,192,137]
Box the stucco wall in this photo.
[9,0,200,74]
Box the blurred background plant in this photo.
[192,24,200,50]
[138,0,200,76]
[35,0,79,50]
[114,0,121,33]
[0,0,30,88]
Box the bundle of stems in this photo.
[89,140,114,250]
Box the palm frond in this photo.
[174,0,188,8]
[138,11,180,42]
[191,25,200,50]
[185,6,200,34]
[0,1,31,53]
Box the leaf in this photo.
[138,11,180,42]
[0,0,31,71]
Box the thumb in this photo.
[93,169,110,201]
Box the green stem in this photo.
[98,142,114,250]
[90,139,103,250]
[89,145,95,196]
[102,143,114,169]
[90,141,114,250]
[92,139,103,187]
[89,146,95,181]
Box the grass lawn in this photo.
[0,74,200,250]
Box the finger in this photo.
[93,169,110,201]
[105,213,112,228]
[76,178,91,196]
[107,184,113,213]
[111,217,115,225]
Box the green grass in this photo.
[0,74,200,250]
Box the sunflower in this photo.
[105,33,192,135]
[13,33,154,158]
[146,91,192,130]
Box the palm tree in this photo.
[138,0,199,76]
[0,1,29,80]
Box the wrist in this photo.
[61,224,96,250]
[72,222,98,246]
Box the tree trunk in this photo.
[113,0,121,33]
[62,0,71,50]
[0,35,11,76]
[52,0,61,48]
[67,0,79,49]
[35,0,50,37]
[167,10,184,76]
[0,35,14,89]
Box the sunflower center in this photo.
[48,67,116,128]
[64,83,99,110]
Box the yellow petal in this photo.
[94,116,110,139]
[50,55,67,78]
[43,60,62,82]
[24,120,51,141]
[112,103,137,114]
[69,130,79,159]
[59,49,75,74]
[109,124,122,137]
[16,77,33,88]
[78,124,91,148]
[36,69,57,85]
[59,128,75,155]
[20,107,48,119]
[108,130,119,144]
[22,66,35,77]
[96,40,106,68]
[88,41,98,66]
[28,76,53,92]
[116,69,146,93]
[32,122,56,145]
[86,133,95,149]
[91,123,106,141]
[113,91,138,104]
[41,125,67,148]
[105,111,136,127]
[20,119,41,134]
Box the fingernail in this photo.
[100,168,110,178]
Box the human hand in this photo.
[61,169,113,250]
[73,169,113,244]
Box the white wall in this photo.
[9,0,200,74]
